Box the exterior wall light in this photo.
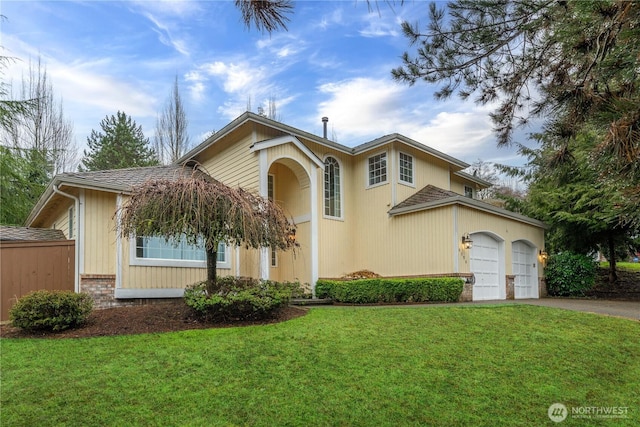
[539,250,548,263]
[462,233,473,250]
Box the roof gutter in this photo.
[389,195,548,229]
[53,185,81,293]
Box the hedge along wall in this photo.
[316,277,464,304]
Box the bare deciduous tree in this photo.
[2,57,76,174]
[154,76,190,164]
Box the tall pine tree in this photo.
[80,111,158,171]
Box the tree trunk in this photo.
[607,233,618,285]
[206,247,218,294]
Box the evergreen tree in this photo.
[508,130,638,284]
[0,146,47,225]
[80,111,158,171]
[392,1,639,203]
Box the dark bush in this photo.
[545,252,597,296]
[315,277,464,303]
[184,277,298,321]
[10,290,94,332]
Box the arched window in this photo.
[324,157,341,217]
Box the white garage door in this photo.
[470,234,500,300]
[512,241,537,299]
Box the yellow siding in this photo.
[350,151,394,274]
[318,215,355,278]
[272,221,311,284]
[46,201,74,238]
[381,207,455,276]
[269,161,310,216]
[239,247,261,278]
[408,147,452,191]
[306,141,356,278]
[200,132,259,191]
[123,266,207,289]
[450,178,466,195]
[83,190,116,274]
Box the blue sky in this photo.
[2,0,533,168]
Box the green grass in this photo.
[2,305,639,426]
[601,261,640,271]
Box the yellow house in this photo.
[27,112,546,306]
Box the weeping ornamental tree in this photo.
[119,172,295,293]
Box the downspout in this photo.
[53,185,80,293]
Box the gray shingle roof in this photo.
[393,185,460,210]
[58,165,202,192]
[0,226,66,241]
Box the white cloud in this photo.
[315,8,345,30]
[143,12,190,56]
[317,77,406,139]
[131,0,202,19]
[314,76,499,160]
[201,61,264,94]
[256,34,307,59]
[358,14,401,38]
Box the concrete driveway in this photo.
[516,298,639,321]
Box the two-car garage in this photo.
[469,233,539,301]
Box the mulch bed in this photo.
[587,269,640,300]
[0,301,308,339]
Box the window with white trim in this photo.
[324,156,341,217]
[368,152,387,186]
[464,185,474,199]
[268,174,275,201]
[268,174,278,266]
[134,236,228,266]
[399,152,414,184]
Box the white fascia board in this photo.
[250,135,325,169]
[389,196,547,228]
[453,170,494,188]
[354,134,469,170]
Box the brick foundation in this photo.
[506,275,515,300]
[539,277,547,297]
[80,274,182,309]
[459,281,473,302]
[80,274,136,309]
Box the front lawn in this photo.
[2,305,638,426]
[601,261,640,271]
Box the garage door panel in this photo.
[470,234,500,301]
[512,241,537,299]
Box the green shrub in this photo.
[545,252,597,296]
[315,277,464,303]
[184,277,297,321]
[10,290,94,332]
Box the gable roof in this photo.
[0,226,66,241]
[390,184,546,228]
[179,112,470,171]
[26,165,202,226]
[50,165,200,193]
[393,185,460,210]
